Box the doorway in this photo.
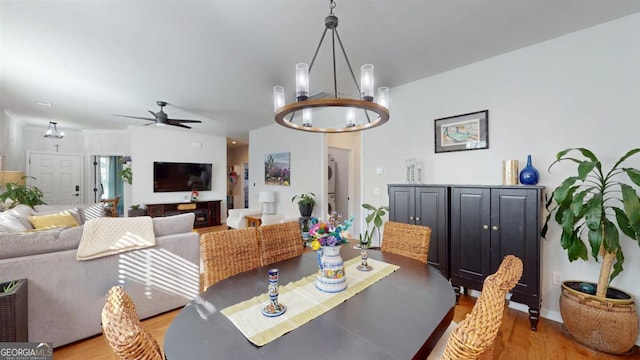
[93,155,125,216]
[28,152,82,205]
[328,147,350,220]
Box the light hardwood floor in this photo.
[53,292,639,359]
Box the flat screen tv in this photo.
[153,162,212,192]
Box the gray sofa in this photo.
[0,204,200,348]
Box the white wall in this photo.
[249,124,324,220]
[129,126,227,212]
[362,12,640,341]
[0,111,25,171]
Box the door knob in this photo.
[483,225,489,230]
[492,225,498,231]
[409,216,414,220]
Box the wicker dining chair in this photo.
[200,228,262,291]
[441,255,523,360]
[101,286,164,360]
[259,221,304,266]
[380,221,431,264]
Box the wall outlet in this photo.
[373,188,381,196]
[552,271,563,285]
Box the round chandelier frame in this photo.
[273,0,390,133]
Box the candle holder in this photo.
[357,243,373,272]
[262,268,286,317]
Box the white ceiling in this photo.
[2,0,640,144]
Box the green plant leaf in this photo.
[577,161,598,181]
[575,148,599,163]
[602,218,620,252]
[362,203,376,211]
[587,227,602,260]
[567,233,588,262]
[620,184,640,240]
[570,190,589,217]
[625,168,640,187]
[611,250,624,282]
[612,148,640,170]
[612,207,636,240]
[553,179,579,204]
[584,195,602,231]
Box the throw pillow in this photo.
[28,211,79,230]
[0,212,29,233]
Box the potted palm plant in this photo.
[0,176,46,209]
[542,147,640,354]
[291,192,316,217]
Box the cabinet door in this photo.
[388,186,415,224]
[416,186,449,276]
[451,187,491,285]
[490,188,540,300]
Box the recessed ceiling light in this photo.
[34,100,51,107]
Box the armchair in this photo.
[226,208,262,229]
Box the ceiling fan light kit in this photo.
[273,0,390,133]
[113,100,202,129]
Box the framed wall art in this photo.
[264,152,290,186]
[434,110,489,153]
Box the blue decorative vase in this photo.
[519,155,539,185]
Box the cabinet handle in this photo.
[416,217,420,221]
[409,216,414,220]
[492,225,498,231]
[483,225,489,230]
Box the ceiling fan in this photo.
[113,101,202,129]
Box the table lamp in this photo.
[259,191,275,215]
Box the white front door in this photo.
[29,152,83,205]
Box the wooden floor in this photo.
[54,292,639,359]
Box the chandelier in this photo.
[273,0,389,133]
[44,121,64,139]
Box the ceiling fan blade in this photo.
[166,121,192,129]
[112,114,156,121]
[148,110,159,118]
[168,118,202,123]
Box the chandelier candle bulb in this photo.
[302,108,312,127]
[360,64,374,101]
[273,86,285,111]
[346,109,355,127]
[377,87,389,108]
[295,63,309,101]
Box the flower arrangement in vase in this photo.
[309,212,354,293]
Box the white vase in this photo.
[315,245,347,293]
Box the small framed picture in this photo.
[434,110,489,153]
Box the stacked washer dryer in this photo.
[328,158,336,214]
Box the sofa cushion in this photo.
[0,227,74,259]
[0,205,34,233]
[29,211,79,230]
[32,206,83,226]
[153,213,195,237]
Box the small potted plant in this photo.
[119,167,132,185]
[359,203,389,248]
[0,176,46,209]
[128,204,146,217]
[542,147,640,354]
[0,279,28,341]
[291,192,316,217]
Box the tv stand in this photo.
[146,200,221,228]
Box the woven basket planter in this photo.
[560,281,638,355]
[0,279,28,342]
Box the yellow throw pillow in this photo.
[28,211,79,230]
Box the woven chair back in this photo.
[101,286,163,360]
[200,228,261,291]
[259,221,303,266]
[441,255,523,360]
[380,221,431,264]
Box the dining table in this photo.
[163,246,456,359]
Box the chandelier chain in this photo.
[329,0,336,15]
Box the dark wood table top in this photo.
[163,246,455,360]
